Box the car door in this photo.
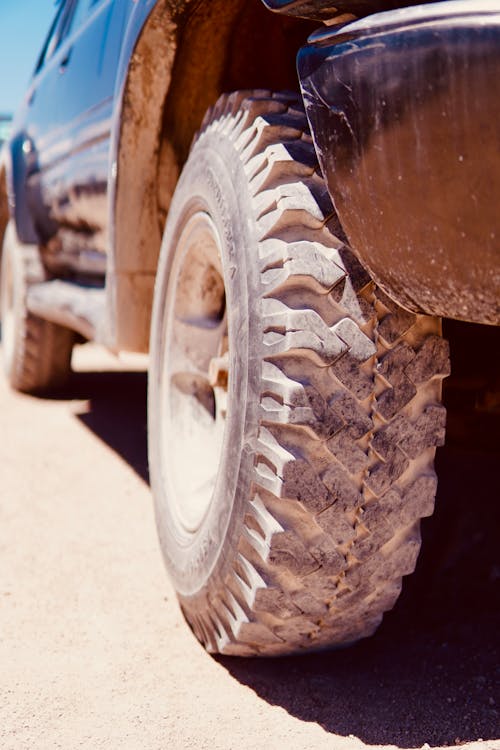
[25,0,125,277]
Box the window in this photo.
[35,0,71,72]
[34,0,98,73]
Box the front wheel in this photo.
[148,91,450,656]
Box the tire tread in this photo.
[1,224,74,394]
[177,92,450,655]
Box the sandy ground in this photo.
[0,340,498,750]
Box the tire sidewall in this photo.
[149,131,262,598]
[1,222,25,381]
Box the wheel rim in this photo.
[1,248,16,374]
[160,211,229,536]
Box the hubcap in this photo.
[160,212,229,536]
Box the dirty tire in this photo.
[0,221,74,393]
[148,90,450,656]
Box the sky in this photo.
[0,0,58,116]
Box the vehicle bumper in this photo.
[298,1,500,324]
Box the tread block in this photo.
[235,620,285,648]
[330,318,376,399]
[254,587,299,618]
[361,488,403,532]
[373,404,447,459]
[282,458,331,512]
[321,461,364,511]
[301,385,346,439]
[358,478,435,556]
[350,523,394,562]
[378,341,415,381]
[326,432,370,475]
[405,335,451,384]
[241,121,303,166]
[262,240,346,290]
[262,301,349,362]
[333,318,377,361]
[381,528,421,578]
[309,538,347,575]
[376,288,417,344]
[401,474,437,521]
[330,352,374,400]
[268,530,319,575]
[292,588,329,616]
[326,392,373,439]
[365,449,409,497]
[272,616,320,644]
[241,96,287,120]
[377,379,417,421]
[248,150,313,194]
[300,569,342,597]
[316,503,357,546]
[398,404,447,457]
[260,395,318,431]
[329,277,375,325]
[378,307,417,344]
[372,414,410,459]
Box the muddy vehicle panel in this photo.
[0,0,498,656]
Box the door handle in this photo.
[59,47,73,73]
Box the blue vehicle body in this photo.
[0,0,498,660]
[0,0,498,353]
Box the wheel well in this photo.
[112,0,314,352]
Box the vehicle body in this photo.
[0,0,498,655]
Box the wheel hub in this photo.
[160,212,229,536]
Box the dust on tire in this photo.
[149,90,450,656]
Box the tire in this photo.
[148,90,450,656]
[0,221,74,393]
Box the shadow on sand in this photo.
[65,369,150,483]
[59,323,498,747]
[217,441,499,746]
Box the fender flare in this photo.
[2,133,39,246]
[106,0,191,351]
